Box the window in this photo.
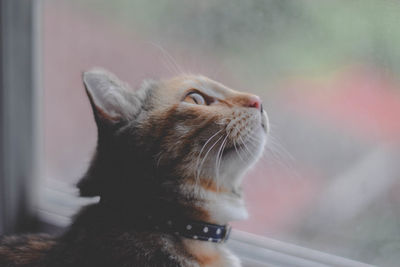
[4,0,398,266]
[0,0,40,234]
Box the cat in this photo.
[0,69,268,267]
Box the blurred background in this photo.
[1,0,400,266]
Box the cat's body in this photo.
[0,70,268,267]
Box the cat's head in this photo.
[78,69,268,208]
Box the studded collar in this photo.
[99,199,231,243]
[147,215,232,243]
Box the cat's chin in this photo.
[223,126,266,168]
[216,125,266,196]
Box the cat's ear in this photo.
[83,69,138,125]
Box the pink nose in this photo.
[247,95,261,110]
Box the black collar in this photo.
[147,215,232,243]
[99,199,231,243]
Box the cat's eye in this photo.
[184,92,206,105]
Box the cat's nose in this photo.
[246,95,262,110]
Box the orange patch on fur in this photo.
[180,201,211,222]
[195,252,221,266]
[184,240,222,267]
[186,178,229,193]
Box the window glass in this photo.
[43,1,400,266]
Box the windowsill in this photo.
[228,230,374,267]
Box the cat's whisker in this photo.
[217,140,228,190]
[241,138,261,153]
[245,133,264,149]
[197,134,224,181]
[252,133,301,178]
[196,133,224,181]
[160,52,179,76]
[215,133,229,181]
[217,136,228,180]
[149,42,183,75]
[244,137,272,166]
[233,140,247,163]
[264,136,293,163]
[237,134,256,161]
[245,131,262,143]
[267,135,296,163]
[232,126,255,159]
[215,135,228,191]
[216,125,237,172]
[217,129,235,191]
[247,131,274,162]
[195,129,223,180]
[243,139,259,152]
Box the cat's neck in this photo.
[180,179,249,225]
[204,190,249,225]
[93,168,249,227]
[97,183,248,227]
[152,173,249,225]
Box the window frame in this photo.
[0,0,41,234]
